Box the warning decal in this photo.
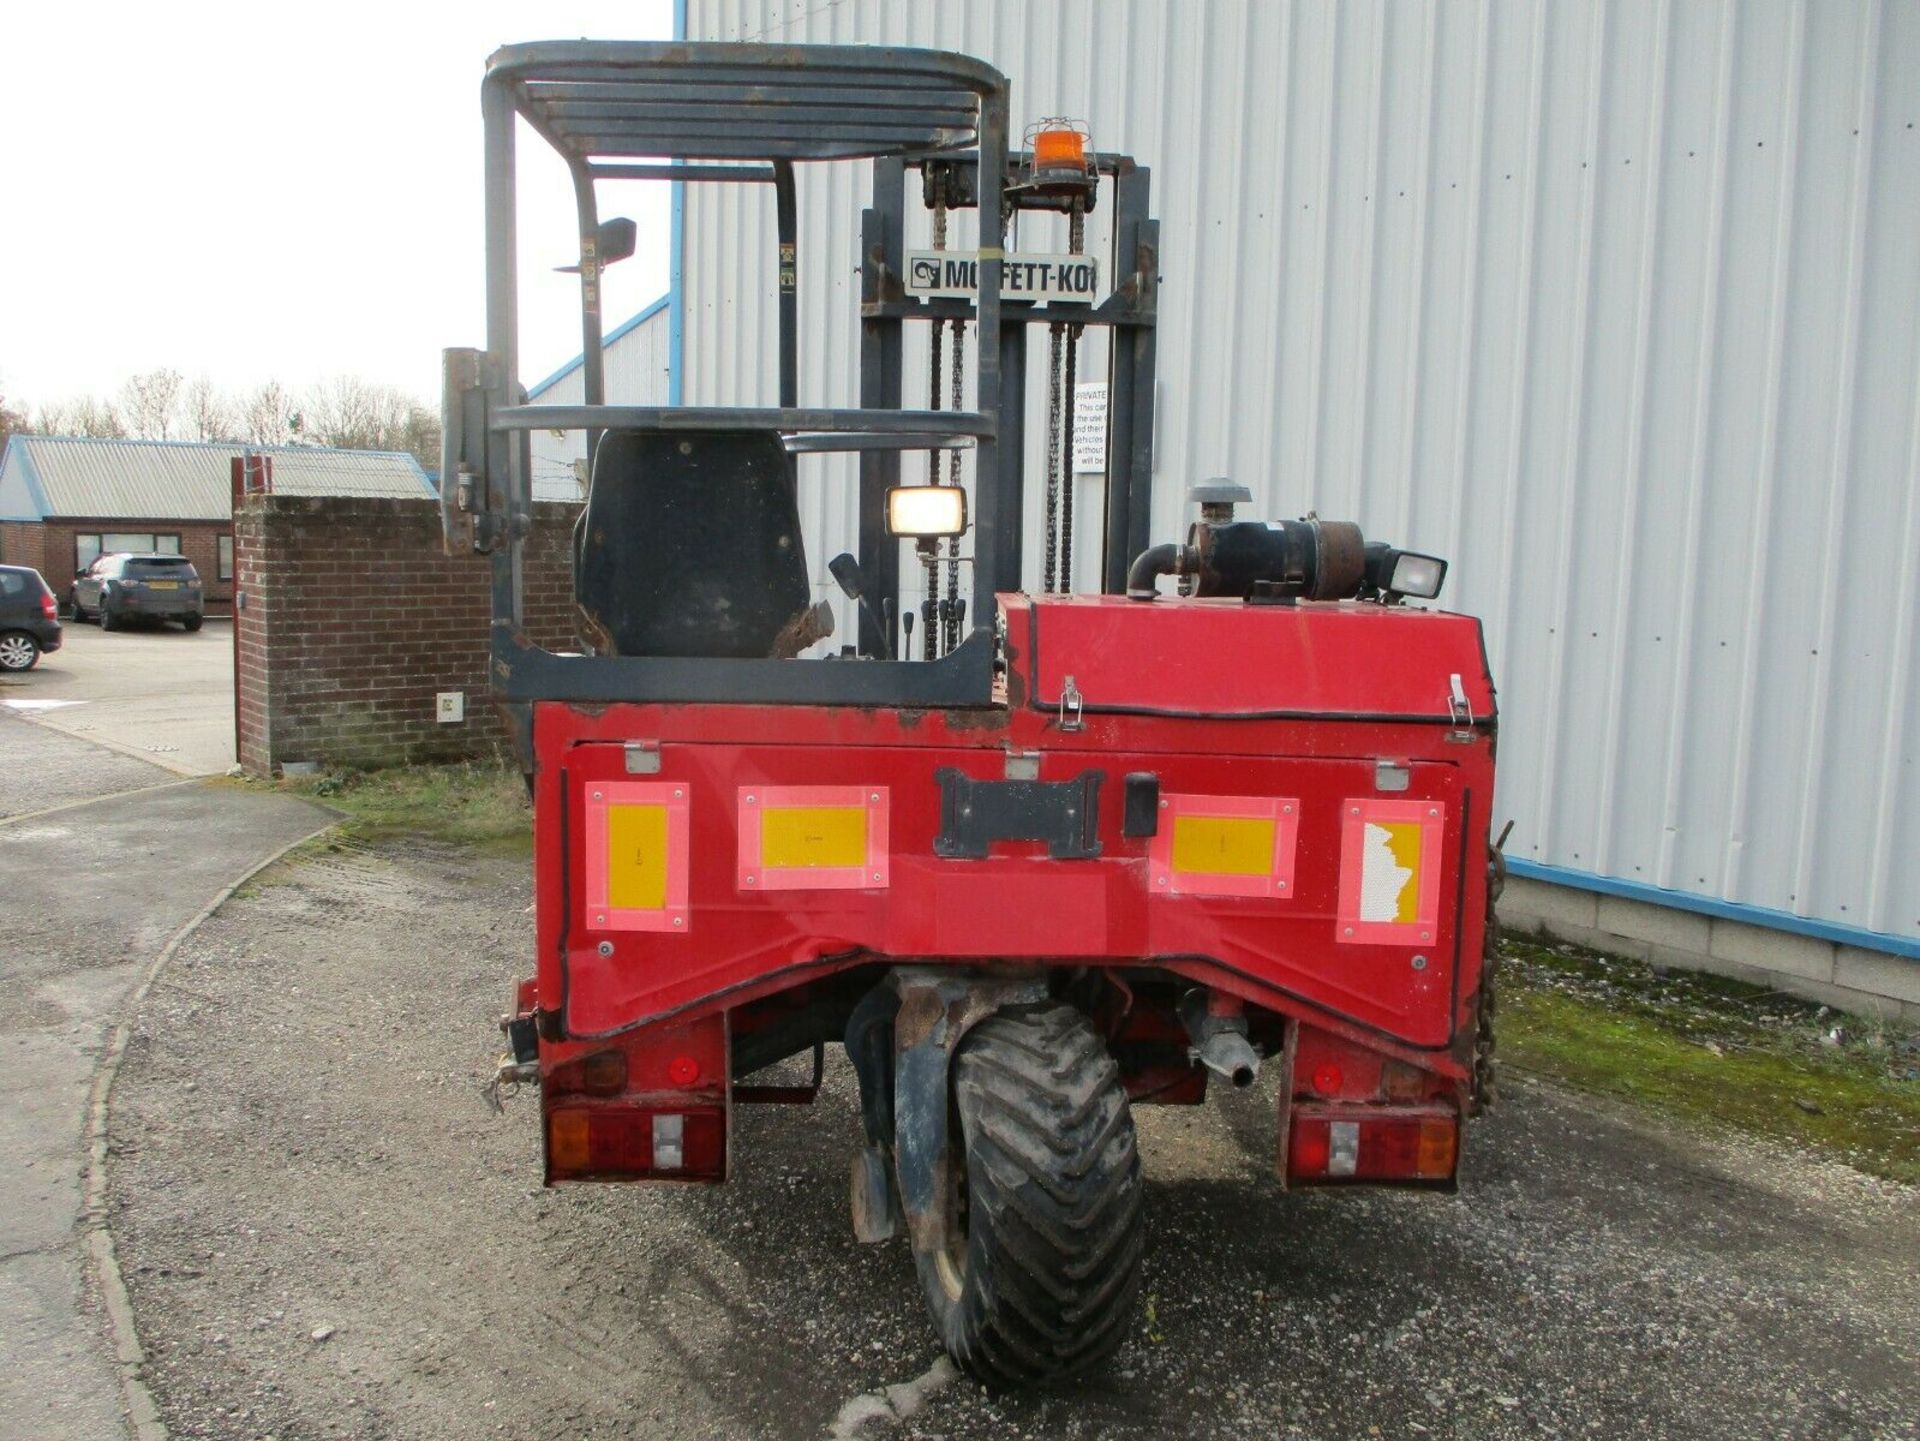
[1337,800,1444,945]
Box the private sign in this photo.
[904,251,1100,304]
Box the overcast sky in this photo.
[0,1,674,413]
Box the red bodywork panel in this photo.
[531,596,1497,1077]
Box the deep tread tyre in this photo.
[912,1002,1144,1388]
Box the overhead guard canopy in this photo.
[486,40,1004,163]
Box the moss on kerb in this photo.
[1500,937,1920,1184]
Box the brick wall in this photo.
[0,518,235,611]
[234,495,579,774]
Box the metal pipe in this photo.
[568,159,605,464]
[1125,541,1191,600]
[1179,989,1261,1089]
[1197,1029,1261,1090]
[773,159,798,408]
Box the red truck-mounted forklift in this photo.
[444,41,1499,1387]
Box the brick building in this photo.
[0,435,434,613]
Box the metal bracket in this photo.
[1059,673,1085,731]
[888,969,1050,1255]
[1448,672,1473,726]
[933,767,1104,859]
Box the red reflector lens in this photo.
[668,1055,701,1085]
[1290,1119,1330,1176]
[1287,1110,1458,1184]
[546,1105,726,1182]
[1311,1063,1344,1097]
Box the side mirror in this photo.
[555,217,638,273]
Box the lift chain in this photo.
[1058,199,1086,593]
[1042,321,1064,593]
[945,316,965,653]
[927,176,947,492]
[921,171,948,661]
[1470,827,1509,1116]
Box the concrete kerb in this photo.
[82,812,339,1441]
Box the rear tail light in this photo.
[40,592,57,620]
[546,1104,725,1182]
[1288,1106,1458,1185]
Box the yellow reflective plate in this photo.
[605,803,669,911]
[1170,814,1276,878]
[146,580,180,590]
[761,805,867,869]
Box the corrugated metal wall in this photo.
[528,302,672,500]
[683,0,1920,950]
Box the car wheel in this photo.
[99,599,119,631]
[68,591,88,622]
[0,631,41,672]
[182,614,204,632]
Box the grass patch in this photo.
[280,762,532,855]
[1499,937,1920,1184]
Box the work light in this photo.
[886,485,968,538]
[1388,551,1447,600]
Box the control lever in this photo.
[827,553,889,659]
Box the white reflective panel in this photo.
[651,1112,685,1171]
[1328,1121,1360,1178]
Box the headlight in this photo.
[1388,551,1447,600]
[886,485,968,539]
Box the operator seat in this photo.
[574,428,815,658]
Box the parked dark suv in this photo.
[0,564,63,671]
[70,553,205,631]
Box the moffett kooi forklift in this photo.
[443,41,1499,1387]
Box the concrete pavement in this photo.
[2,621,236,777]
[0,712,327,1440]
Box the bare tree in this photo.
[301,375,441,468]
[36,395,126,438]
[239,380,297,447]
[0,388,24,446]
[182,375,238,442]
[119,368,184,439]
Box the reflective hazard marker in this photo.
[1149,794,1299,898]
[1337,799,1444,944]
[739,786,890,891]
[584,781,690,932]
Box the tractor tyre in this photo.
[912,1001,1144,1388]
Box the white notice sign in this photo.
[1072,382,1108,474]
[905,251,1101,304]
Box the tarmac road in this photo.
[106,836,1920,1441]
[0,712,327,1441]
